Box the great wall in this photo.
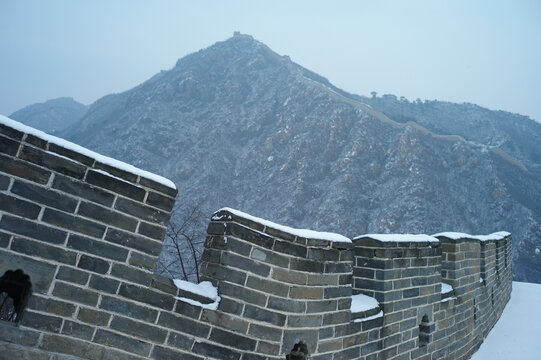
[0,116,512,359]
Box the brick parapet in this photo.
[0,119,513,360]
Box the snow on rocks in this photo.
[173,279,220,310]
[214,207,351,243]
[0,115,176,190]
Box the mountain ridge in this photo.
[9,34,541,283]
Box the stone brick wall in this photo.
[0,118,512,360]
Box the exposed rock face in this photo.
[34,34,541,283]
[10,97,87,135]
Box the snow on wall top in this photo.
[214,207,352,243]
[433,231,510,242]
[353,233,439,243]
[0,115,176,190]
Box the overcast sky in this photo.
[1,0,540,122]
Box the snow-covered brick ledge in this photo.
[350,293,382,322]
[433,231,511,242]
[173,279,220,310]
[0,115,176,194]
[211,207,352,245]
[353,233,439,247]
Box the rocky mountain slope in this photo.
[10,97,88,135]
[15,34,541,283]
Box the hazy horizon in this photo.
[1,0,540,122]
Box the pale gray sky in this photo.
[1,0,540,122]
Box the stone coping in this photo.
[0,115,176,196]
[211,208,353,249]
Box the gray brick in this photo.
[324,286,351,299]
[67,234,128,261]
[287,314,323,327]
[105,228,162,256]
[20,311,63,333]
[267,296,306,313]
[290,258,324,273]
[111,263,152,286]
[0,192,42,219]
[118,283,175,310]
[78,201,138,231]
[192,341,241,360]
[19,145,86,179]
[56,265,90,285]
[0,135,20,155]
[325,262,353,273]
[248,323,283,342]
[11,237,77,265]
[244,304,286,326]
[27,295,76,317]
[48,143,94,166]
[200,309,248,333]
[94,162,138,183]
[115,197,170,226]
[246,275,289,297]
[175,300,203,319]
[201,263,246,286]
[53,282,99,306]
[209,222,274,249]
[40,334,104,360]
[52,174,114,207]
[61,320,94,340]
[0,123,24,139]
[0,173,10,190]
[221,252,270,277]
[77,254,110,274]
[88,274,120,294]
[250,247,289,267]
[129,251,156,271]
[110,316,167,343]
[0,215,67,244]
[0,321,40,346]
[86,169,145,201]
[139,176,177,198]
[149,274,178,295]
[151,346,202,360]
[77,308,111,326]
[218,282,267,307]
[209,328,257,351]
[137,221,166,241]
[24,134,47,148]
[167,332,195,350]
[157,312,210,338]
[42,208,106,238]
[0,153,51,184]
[100,295,158,322]
[11,180,78,212]
[218,297,244,315]
[0,231,9,247]
[145,191,175,211]
[93,329,152,356]
[274,239,307,257]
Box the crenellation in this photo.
[0,119,512,359]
